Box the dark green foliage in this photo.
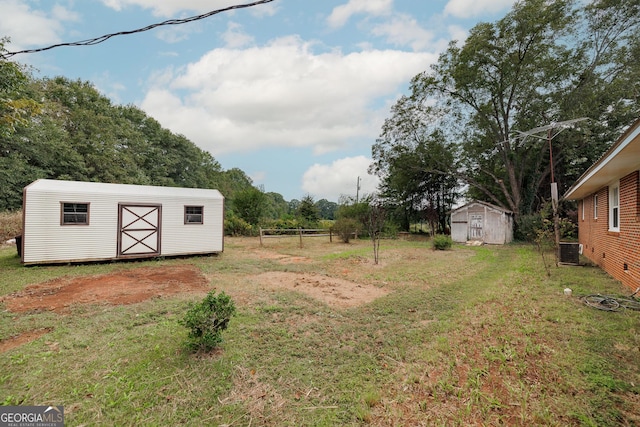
[179,291,236,352]
[0,39,41,139]
[296,194,319,227]
[432,234,452,250]
[233,187,267,225]
[332,218,360,243]
[224,214,253,236]
[263,192,290,220]
[315,199,338,220]
[516,201,577,242]
[0,67,277,211]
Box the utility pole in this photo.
[517,118,588,264]
[548,128,561,263]
[356,176,361,204]
[518,117,589,266]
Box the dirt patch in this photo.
[250,271,388,308]
[0,328,52,353]
[0,265,210,314]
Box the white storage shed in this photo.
[21,179,224,265]
[450,201,513,244]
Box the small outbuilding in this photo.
[450,201,514,244]
[21,179,224,265]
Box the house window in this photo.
[593,194,598,219]
[61,202,89,225]
[185,206,203,224]
[609,182,619,232]
[581,199,585,221]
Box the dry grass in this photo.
[0,237,638,426]
[0,210,22,243]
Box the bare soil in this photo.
[248,271,388,308]
[0,264,210,314]
[0,241,388,352]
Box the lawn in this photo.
[0,236,638,426]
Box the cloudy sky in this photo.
[0,0,516,202]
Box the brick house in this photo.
[564,118,640,291]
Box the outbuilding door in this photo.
[118,204,161,257]
[469,214,483,240]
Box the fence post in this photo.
[259,227,263,246]
[299,227,303,248]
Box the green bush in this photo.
[332,218,360,243]
[224,214,253,236]
[432,234,452,250]
[180,291,236,352]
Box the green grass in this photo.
[0,238,639,426]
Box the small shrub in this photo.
[180,291,236,352]
[224,215,253,236]
[432,234,452,250]
[332,218,360,243]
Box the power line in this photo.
[1,0,275,60]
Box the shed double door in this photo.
[117,204,162,257]
[469,214,483,240]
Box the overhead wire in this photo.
[1,0,275,60]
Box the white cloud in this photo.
[302,156,379,201]
[370,13,435,52]
[101,0,277,18]
[327,0,393,28]
[92,72,127,104]
[140,36,436,157]
[448,25,468,44]
[443,0,516,19]
[0,0,78,50]
[221,22,254,48]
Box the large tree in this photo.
[371,94,458,232]
[371,0,640,224]
[233,187,267,225]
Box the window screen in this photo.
[185,206,203,224]
[62,203,89,225]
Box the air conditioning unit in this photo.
[559,242,580,265]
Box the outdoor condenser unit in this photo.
[559,242,580,265]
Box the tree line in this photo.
[0,39,340,231]
[5,0,639,240]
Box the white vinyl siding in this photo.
[22,180,223,264]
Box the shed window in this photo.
[61,203,89,225]
[609,182,619,232]
[185,206,203,224]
